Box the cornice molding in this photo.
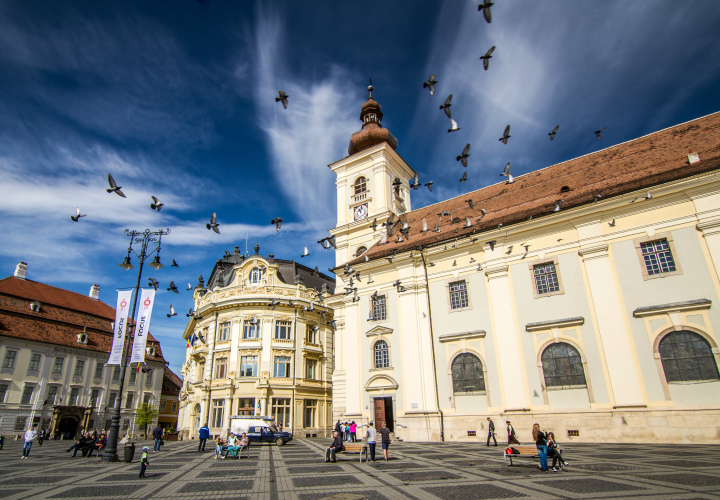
[439,330,486,343]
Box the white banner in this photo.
[107,291,133,365]
[130,288,156,364]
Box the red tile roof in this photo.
[350,111,720,265]
[162,366,183,395]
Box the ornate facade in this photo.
[177,246,336,439]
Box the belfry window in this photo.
[451,353,485,394]
[354,177,367,195]
[659,331,719,383]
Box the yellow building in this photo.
[158,367,181,431]
[177,245,336,439]
[326,89,720,444]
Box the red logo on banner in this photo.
[144,298,152,307]
[120,300,127,308]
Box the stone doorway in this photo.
[373,397,394,432]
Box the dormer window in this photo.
[249,268,261,285]
[354,177,367,195]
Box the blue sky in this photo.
[1,0,720,376]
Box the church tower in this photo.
[328,82,416,270]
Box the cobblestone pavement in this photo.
[1,438,720,499]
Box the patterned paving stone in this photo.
[288,465,344,474]
[368,462,426,470]
[423,484,528,499]
[533,478,646,493]
[98,472,168,481]
[49,484,146,498]
[574,463,644,472]
[201,468,259,477]
[297,492,390,500]
[0,475,67,485]
[389,470,462,482]
[0,489,32,497]
[446,459,502,467]
[647,473,720,487]
[292,474,362,488]
[179,480,254,493]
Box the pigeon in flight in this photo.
[150,196,163,211]
[318,236,336,249]
[478,0,493,23]
[466,198,474,209]
[167,281,179,294]
[167,305,177,318]
[271,217,284,231]
[549,125,559,141]
[460,172,467,183]
[554,199,564,212]
[434,221,440,233]
[595,127,607,140]
[171,259,179,268]
[106,174,126,198]
[630,192,652,203]
[421,219,428,232]
[70,207,87,222]
[424,181,434,192]
[452,260,457,267]
[608,219,616,227]
[148,278,160,291]
[593,194,602,203]
[301,246,309,258]
[410,172,420,190]
[465,217,472,228]
[448,118,461,133]
[457,144,471,167]
[423,74,438,95]
[499,125,511,144]
[186,308,196,318]
[480,208,487,216]
[275,91,289,109]
[487,240,496,251]
[269,299,281,310]
[370,218,378,231]
[440,95,453,118]
[480,46,495,70]
[187,283,193,290]
[311,266,318,276]
[206,212,220,234]
[500,162,514,184]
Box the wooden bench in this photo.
[504,445,563,469]
[340,443,368,463]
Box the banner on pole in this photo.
[130,288,156,364]
[107,290,133,365]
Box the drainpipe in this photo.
[205,311,219,428]
[420,251,445,442]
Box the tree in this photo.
[135,403,159,439]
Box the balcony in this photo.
[352,192,368,203]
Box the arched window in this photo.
[354,177,367,195]
[659,331,719,383]
[542,342,586,389]
[374,340,389,368]
[355,246,367,257]
[249,268,261,284]
[452,353,485,394]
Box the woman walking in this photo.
[547,432,569,471]
[532,423,549,473]
[506,420,520,445]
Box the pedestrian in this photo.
[152,423,163,452]
[547,432,569,471]
[335,420,342,441]
[22,425,36,459]
[379,422,393,462]
[365,422,377,462]
[506,420,520,445]
[486,418,497,446]
[325,431,343,463]
[198,423,210,452]
[139,446,149,478]
[0,433,4,450]
[532,423,549,473]
[278,421,283,432]
[350,421,357,442]
[346,423,352,442]
[38,428,44,446]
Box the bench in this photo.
[339,443,368,463]
[504,445,563,469]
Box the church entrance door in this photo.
[373,397,394,432]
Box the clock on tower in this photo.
[354,204,368,221]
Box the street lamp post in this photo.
[102,228,169,463]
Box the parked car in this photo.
[229,416,293,445]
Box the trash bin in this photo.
[124,442,135,463]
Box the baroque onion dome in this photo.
[347,82,398,156]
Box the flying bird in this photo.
[186,308,196,318]
[595,127,607,140]
[410,172,420,190]
[167,305,177,318]
[206,212,220,234]
[499,125,511,144]
[106,174,126,198]
[421,219,428,232]
[269,300,281,310]
[466,199,474,209]
[370,218,378,231]
[554,199,564,212]
[500,162,514,184]
[448,118,461,133]
[150,196,163,211]
[478,0,493,23]
[271,217,284,231]
[459,172,467,183]
[171,259,179,268]
[301,246,309,258]
[549,125,559,141]
[434,221,440,233]
[457,144,471,167]
[187,283,193,290]
[440,95,453,118]
[608,219,616,227]
[318,236,336,249]
[424,181,434,192]
[423,74,438,95]
[465,217,472,228]
[452,260,457,267]
[487,240,496,251]
[593,194,602,203]
[148,278,160,290]
[70,207,87,222]
[167,281,179,294]
[275,91,289,109]
[480,45,495,70]
[480,208,486,216]
[630,192,652,203]
[311,266,318,276]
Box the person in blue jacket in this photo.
[198,424,210,452]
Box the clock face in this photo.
[354,204,368,221]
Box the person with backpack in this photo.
[547,432,569,471]
[532,423,549,473]
[486,418,497,446]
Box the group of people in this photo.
[214,432,250,459]
[487,418,569,472]
[485,418,522,446]
[65,429,107,458]
[326,421,393,463]
[334,420,357,442]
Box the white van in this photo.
[229,416,293,446]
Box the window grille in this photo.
[451,353,485,394]
[273,356,291,378]
[356,246,367,257]
[306,326,317,344]
[534,263,560,295]
[218,322,231,341]
[641,239,677,275]
[374,340,390,368]
[372,295,387,321]
[542,343,586,388]
[275,320,291,339]
[129,369,136,384]
[28,354,41,372]
[659,331,720,383]
[240,356,258,377]
[449,281,469,309]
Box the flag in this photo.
[190,333,198,347]
[130,288,156,364]
[107,290,133,365]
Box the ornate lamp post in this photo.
[102,228,169,462]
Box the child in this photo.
[139,446,149,478]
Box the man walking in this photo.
[366,422,377,462]
[152,424,163,452]
[325,431,343,463]
[198,423,210,452]
[22,425,36,459]
[507,420,520,445]
[486,417,497,446]
[379,422,393,462]
[38,428,44,446]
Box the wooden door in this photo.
[374,398,385,425]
